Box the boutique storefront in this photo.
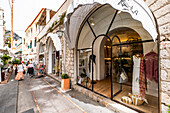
[46,33,62,76]
[64,0,160,113]
[37,33,62,76]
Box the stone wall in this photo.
[65,44,74,79]
[39,0,170,112]
[160,41,170,112]
[60,35,74,80]
[61,1,170,112]
[145,0,170,112]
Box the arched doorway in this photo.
[74,4,159,113]
[46,33,62,76]
[48,39,55,74]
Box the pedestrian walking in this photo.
[15,62,24,81]
[38,61,45,77]
[27,62,34,77]
[26,61,29,74]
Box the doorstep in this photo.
[46,73,138,113]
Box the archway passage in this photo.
[76,4,159,113]
[47,39,56,74]
[46,34,62,76]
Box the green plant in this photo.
[168,105,170,113]
[1,54,11,69]
[12,59,21,64]
[47,27,52,33]
[59,12,66,25]
[61,74,69,79]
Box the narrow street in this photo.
[0,71,114,113]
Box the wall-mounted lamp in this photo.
[56,26,64,38]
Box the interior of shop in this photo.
[77,4,159,113]
[78,27,158,113]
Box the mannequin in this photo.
[132,54,141,95]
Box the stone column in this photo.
[160,40,170,113]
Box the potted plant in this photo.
[61,74,70,91]
[1,54,12,82]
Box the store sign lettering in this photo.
[118,0,138,15]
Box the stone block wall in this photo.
[160,41,170,112]
[60,36,74,80]
[60,1,170,112]
[39,1,169,112]
[145,0,170,112]
[65,44,74,78]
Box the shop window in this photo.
[76,5,159,113]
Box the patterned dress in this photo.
[38,63,45,76]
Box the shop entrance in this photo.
[76,4,159,113]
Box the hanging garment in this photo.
[88,55,96,72]
[88,55,97,80]
[145,52,158,82]
[132,55,141,96]
[139,55,146,98]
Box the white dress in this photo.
[132,55,141,95]
[17,64,24,72]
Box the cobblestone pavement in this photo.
[17,71,114,113]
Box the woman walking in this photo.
[38,61,45,77]
[27,62,34,77]
[15,62,24,81]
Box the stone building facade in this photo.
[145,0,170,112]
[63,0,170,112]
[36,0,169,112]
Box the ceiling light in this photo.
[91,22,95,26]
[118,10,121,14]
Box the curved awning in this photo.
[64,0,158,49]
[46,33,61,51]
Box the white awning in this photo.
[64,0,158,49]
[46,33,61,51]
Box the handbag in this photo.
[117,68,128,83]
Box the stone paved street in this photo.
[0,71,114,113]
[0,72,18,113]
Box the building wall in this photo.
[37,0,169,112]
[0,9,4,49]
[145,0,170,112]
[61,0,170,112]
